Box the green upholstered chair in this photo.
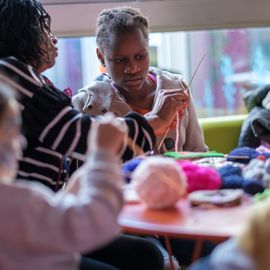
[199,114,247,154]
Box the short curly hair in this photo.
[96,7,149,52]
[0,0,51,70]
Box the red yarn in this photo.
[176,160,222,193]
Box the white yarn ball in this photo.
[132,156,187,209]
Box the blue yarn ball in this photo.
[218,165,242,178]
[221,175,245,189]
[227,147,259,164]
[243,180,265,195]
[121,157,143,183]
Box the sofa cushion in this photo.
[199,114,247,154]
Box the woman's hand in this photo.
[88,112,127,155]
[66,113,127,194]
[146,88,189,136]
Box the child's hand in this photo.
[177,88,189,115]
[146,88,189,136]
[88,112,127,155]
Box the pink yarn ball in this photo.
[177,160,222,193]
[132,156,187,209]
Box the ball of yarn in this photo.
[121,157,144,183]
[132,156,186,209]
[177,161,222,193]
[218,164,242,178]
[217,164,265,195]
[227,147,259,164]
[218,165,245,189]
[243,180,265,195]
[218,164,245,189]
[221,175,245,189]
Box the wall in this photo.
[43,0,270,37]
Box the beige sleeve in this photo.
[182,93,208,152]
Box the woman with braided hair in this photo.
[73,7,207,154]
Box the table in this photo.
[118,196,253,269]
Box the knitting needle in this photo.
[187,54,205,89]
[157,127,171,152]
[225,155,251,160]
[157,55,205,152]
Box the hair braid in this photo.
[96,7,149,51]
[0,0,51,70]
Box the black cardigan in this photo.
[0,57,155,191]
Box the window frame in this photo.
[44,0,270,37]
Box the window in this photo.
[45,26,270,117]
[43,0,270,117]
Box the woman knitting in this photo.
[72,7,208,153]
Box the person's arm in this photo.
[0,114,125,253]
[144,87,190,137]
[0,57,155,162]
[189,239,255,270]
[238,201,270,270]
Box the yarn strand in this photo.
[158,54,205,152]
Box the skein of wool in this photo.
[177,160,222,193]
[227,147,259,164]
[132,156,187,209]
[121,157,144,183]
[218,164,265,195]
[218,165,245,189]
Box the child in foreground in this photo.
[0,83,137,270]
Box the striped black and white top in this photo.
[0,57,155,191]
